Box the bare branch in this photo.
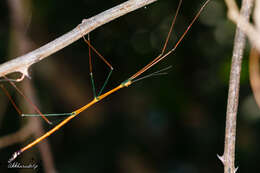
[219,0,254,173]
[2,0,57,171]
[224,0,260,52]
[0,0,157,79]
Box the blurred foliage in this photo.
[0,0,260,173]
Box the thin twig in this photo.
[224,0,260,52]
[218,0,254,173]
[0,0,157,79]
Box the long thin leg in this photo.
[129,0,183,80]
[82,34,114,98]
[8,0,209,162]
[129,0,209,81]
[3,76,52,125]
[142,0,210,74]
[98,69,113,96]
[0,85,22,115]
[88,34,93,74]
[87,34,97,98]
[161,0,182,55]
[8,84,123,163]
[82,35,113,69]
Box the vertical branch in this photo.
[219,0,254,173]
[7,0,56,172]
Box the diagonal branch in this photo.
[0,118,36,149]
[0,0,157,79]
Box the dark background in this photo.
[0,0,259,172]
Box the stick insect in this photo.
[2,0,210,163]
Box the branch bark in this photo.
[219,0,254,173]
[0,0,157,79]
[224,0,260,52]
[3,0,57,172]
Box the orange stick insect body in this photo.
[7,0,210,163]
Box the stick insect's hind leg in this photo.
[81,33,114,99]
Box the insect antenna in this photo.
[131,65,172,84]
